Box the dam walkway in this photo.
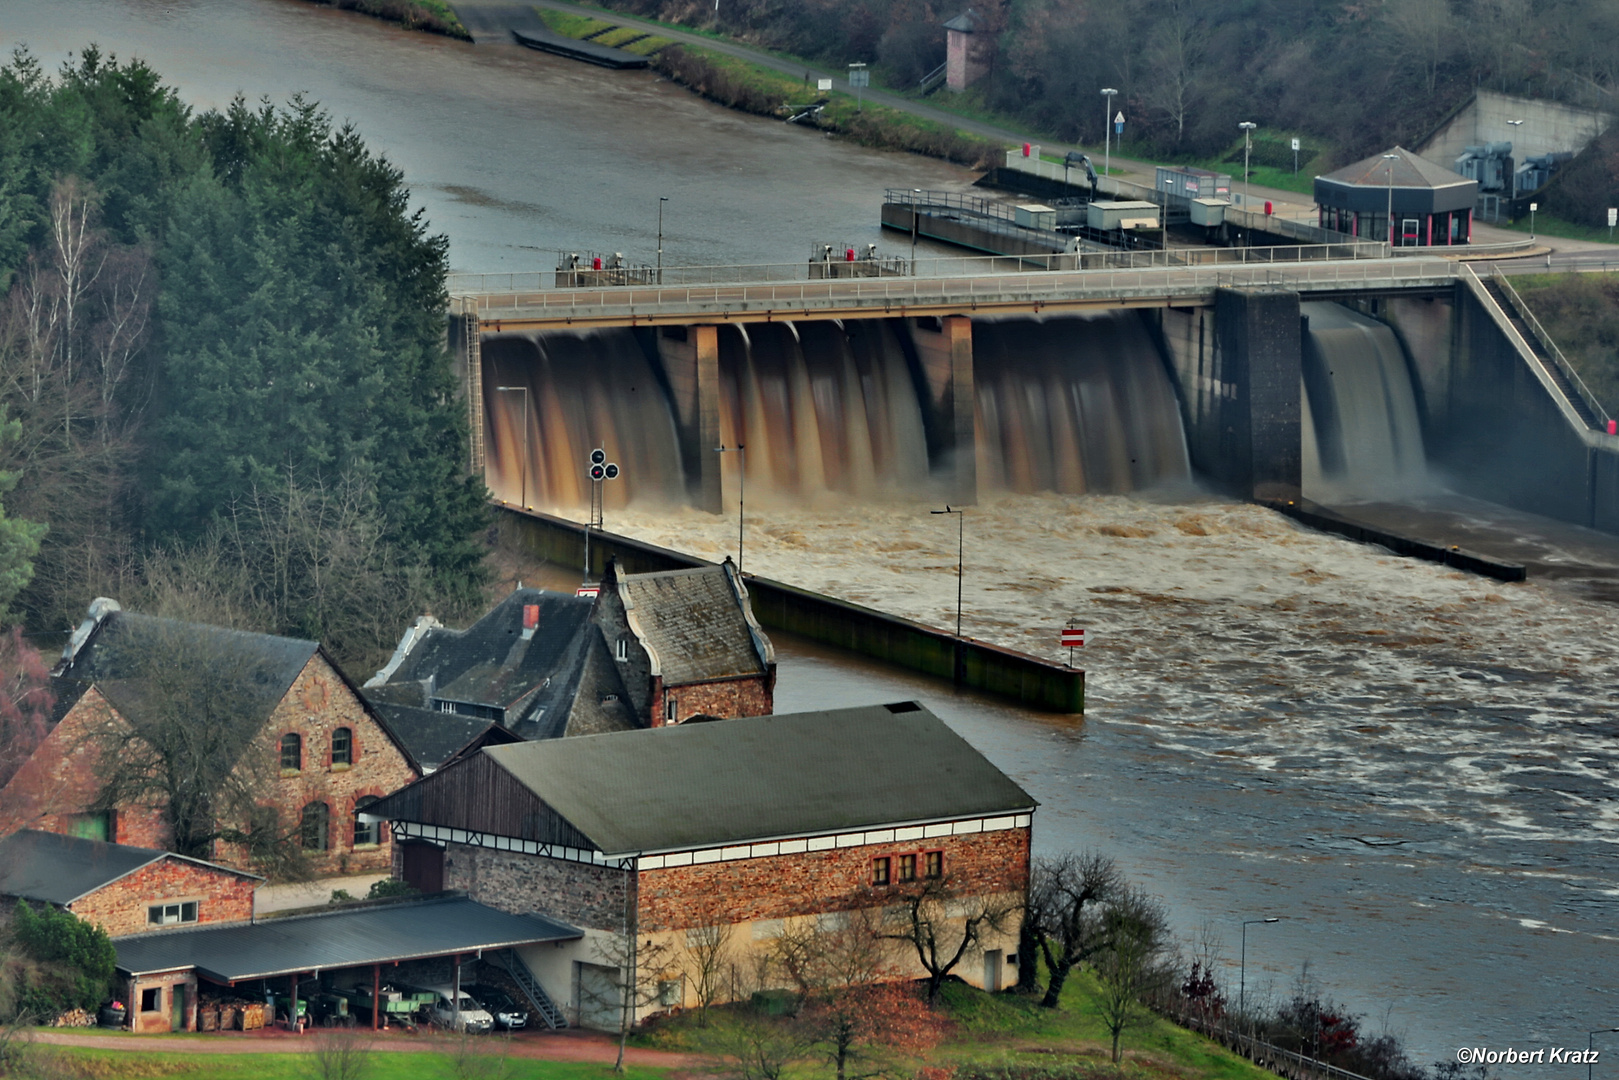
[449,251,1459,330]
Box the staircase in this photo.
[493,949,567,1029]
[918,62,947,95]
[1481,272,1610,431]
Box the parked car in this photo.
[421,985,494,1033]
[463,984,527,1031]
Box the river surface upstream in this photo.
[5,1,1616,1070]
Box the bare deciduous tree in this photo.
[303,1028,373,1080]
[880,877,1018,1004]
[682,919,736,1024]
[1027,851,1122,1008]
[1090,885,1173,1063]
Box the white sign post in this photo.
[817,78,832,92]
[1291,137,1301,174]
[1608,207,1616,242]
[848,62,868,112]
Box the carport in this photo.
[112,895,580,1033]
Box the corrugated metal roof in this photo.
[0,831,260,907]
[476,703,1036,856]
[620,565,767,685]
[112,897,581,980]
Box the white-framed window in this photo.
[147,901,198,926]
[615,636,629,662]
[664,696,677,722]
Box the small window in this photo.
[898,854,917,883]
[925,850,943,879]
[280,733,302,772]
[438,700,455,714]
[872,857,891,886]
[147,901,198,926]
[657,980,681,1007]
[331,727,352,767]
[140,988,161,1013]
[353,795,381,847]
[301,801,330,851]
[615,636,629,662]
[664,696,677,722]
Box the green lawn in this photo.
[533,9,617,38]
[1493,211,1619,244]
[27,1045,669,1080]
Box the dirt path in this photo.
[33,1027,698,1066]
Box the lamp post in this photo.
[911,188,922,274]
[1591,1028,1619,1080]
[1382,152,1400,250]
[1529,200,1538,240]
[931,505,965,683]
[714,444,746,574]
[656,196,668,285]
[1239,917,1280,1016]
[1101,88,1119,183]
[1238,122,1257,210]
[494,385,529,510]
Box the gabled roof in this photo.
[374,703,1036,856]
[1317,146,1473,190]
[616,561,772,685]
[368,589,595,720]
[368,703,522,772]
[112,896,580,980]
[943,8,984,32]
[0,830,261,907]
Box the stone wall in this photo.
[443,843,633,931]
[69,858,256,938]
[657,674,772,725]
[638,827,1029,931]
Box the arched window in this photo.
[331,727,353,767]
[300,801,329,851]
[280,733,302,772]
[353,795,381,847]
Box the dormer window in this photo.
[615,636,629,662]
[280,733,302,772]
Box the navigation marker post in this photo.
[848,62,868,112]
[1608,207,1615,243]
[1060,624,1086,667]
[583,448,620,581]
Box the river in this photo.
[4,1,1615,1070]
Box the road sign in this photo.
[1609,208,1617,227]
[817,78,832,92]
[1114,111,1125,135]
[1060,628,1086,647]
[576,584,600,598]
[848,64,869,88]
[1290,138,1300,151]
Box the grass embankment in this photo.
[536,8,997,167]
[640,972,1275,1080]
[22,1045,667,1080]
[1510,271,1619,416]
[1496,214,1619,244]
[299,0,471,39]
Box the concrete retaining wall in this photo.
[497,509,1084,713]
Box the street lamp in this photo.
[1238,122,1257,210]
[494,385,529,510]
[1239,917,1280,1016]
[931,503,965,639]
[1101,88,1119,183]
[911,188,922,275]
[1382,152,1400,249]
[1590,1028,1619,1080]
[714,444,746,575]
[1529,200,1538,240]
[656,196,668,285]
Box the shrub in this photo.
[7,902,116,1017]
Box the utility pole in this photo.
[931,505,965,683]
[656,196,668,285]
[715,444,746,574]
[1101,88,1118,184]
[1382,152,1399,250]
[911,188,922,274]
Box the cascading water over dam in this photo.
[1300,302,1430,501]
[481,312,1191,509]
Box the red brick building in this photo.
[0,829,261,940]
[0,600,418,877]
[368,703,1035,1028]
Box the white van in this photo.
[423,985,494,1033]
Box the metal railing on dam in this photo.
[449,255,1458,329]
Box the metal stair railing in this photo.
[1489,266,1611,430]
[493,948,567,1029]
[918,62,947,92]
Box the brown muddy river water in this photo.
[5,1,1617,1068]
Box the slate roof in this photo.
[618,563,771,685]
[370,590,595,722]
[476,702,1035,855]
[112,896,580,980]
[943,8,984,32]
[369,703,522,772]
[1317,146,1473,190]
[0,830,260,907]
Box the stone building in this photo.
[0,829,261,939]
[366,702,1035,1029]
[944,9,992,91]
[0,600,418,877]
[366,558,774,734]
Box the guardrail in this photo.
[450,242,1393,295]
[451,257,1458,321]
[1488,265,1611,428]
[1160,1005,1381,1080]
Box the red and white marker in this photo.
[1060,628,1086,648]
